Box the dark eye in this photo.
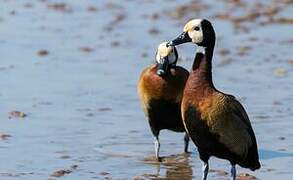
[194,26,200,31]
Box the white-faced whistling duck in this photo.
[137,42,190,161]
[168,19,260,179]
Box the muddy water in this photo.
[0,0,292,179]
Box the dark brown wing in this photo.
[227,95,260,170]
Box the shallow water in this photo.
[0,0,292,179]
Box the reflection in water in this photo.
[141,153,193,179]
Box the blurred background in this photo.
[0,0,292,179]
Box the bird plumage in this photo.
[138,64,189,133]
[168,19,260,179]
[137,43,190,160]
[179,29,260,172]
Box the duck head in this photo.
[156,42,178,76]
[167,19,215,49]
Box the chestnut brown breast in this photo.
[181,71,260,169]
[138,64,189,132]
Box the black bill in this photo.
[167,32,191,47]
[156,57,169,76]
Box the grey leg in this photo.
[230,164,236,180]
[184,132,189,153]
[202,161,209,180]
[155,163,161,177]
[154,136,161,161]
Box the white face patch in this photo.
[183,19,203,44]
[156,52,163,63]
[156,42,177,64]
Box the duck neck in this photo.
[190,44,215,89]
